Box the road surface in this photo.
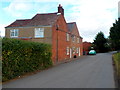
[3,52,115,88]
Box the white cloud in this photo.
[65,0,119,42]
[118,1,120,17]
[1,0,119,42]
[0,0,78,4]
[0,24,6,37]
[3,1,33,17]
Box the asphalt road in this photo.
[3,52,115,88]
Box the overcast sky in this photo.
[0,0,119,42]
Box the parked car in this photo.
[89,50,96,55]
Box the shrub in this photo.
[2,38,52,82]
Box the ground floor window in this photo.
[72,47,75,54]
[76,48,79,53]
[10,29,19,37]
[35,28,44,38]
[66,47,69,55]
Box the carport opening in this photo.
[74,55,77,58]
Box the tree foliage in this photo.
[109,18,120,50]
[93,31,107,53]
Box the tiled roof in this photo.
[26,13,58,26]
[6,13,58,28]
[6,19,31,27]
[67,22,76,32]
[67,22,83,39]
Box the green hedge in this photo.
[2,38,52,82]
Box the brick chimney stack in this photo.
[58,4,64,16]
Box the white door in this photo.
[70,48,72,58]
[79,47,80,56]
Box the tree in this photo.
[93,31,107,53]
[110,18,120,50]
[105,37,112,51]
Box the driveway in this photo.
[3,52,115,88]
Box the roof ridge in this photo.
[16,19,31,21]
[67,22,76,24]
[36,12,58,15]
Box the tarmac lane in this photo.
[2,52,115,88]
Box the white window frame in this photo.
[66,47,69,55]
[35,28,44,38]
[72,36,75,42]
[77,38,80,43]
[10,29,19,37]
[72,47,75,54]
[79,47,80,56]
[76,48,79,53]
[66,33,69,41]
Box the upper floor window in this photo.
[35,28,44,38]
[66,33,69,41]
[77,38,80,43]
[72,35,75,42]
[10,29,19,37]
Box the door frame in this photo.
[79,47,80,56]
[70,48,72,58]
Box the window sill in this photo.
[34,37,44,39]
[10,36,18,38]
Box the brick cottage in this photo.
[5,4,83,64]
[83,42,92,55]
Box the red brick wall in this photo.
[52,15,68,64]
[83,42,92,55]
[80,39,83,56]
[52,15,83,64]
[70,23,83,57]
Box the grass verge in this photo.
[113,52,120,88]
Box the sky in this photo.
[0,0,119,42]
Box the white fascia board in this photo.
[5,25,52,29]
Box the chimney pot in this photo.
[58,4,64,16]
[59,4,62,7]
